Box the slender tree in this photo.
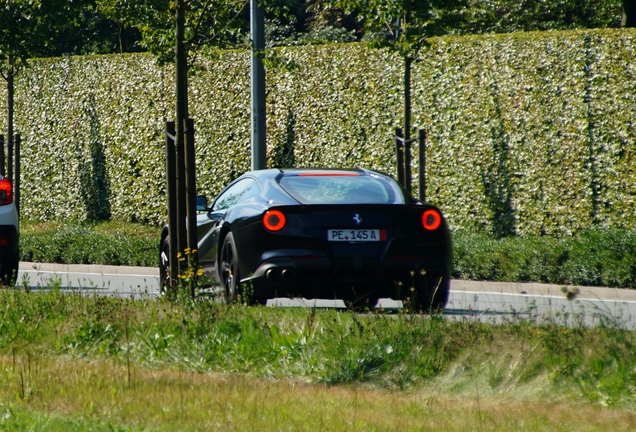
[96,0,246,287]
[334,0,468,189]
[0,0,85,177]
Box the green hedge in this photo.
[19,221,159,266]
[453,228,636,288]
[2,28,635,235]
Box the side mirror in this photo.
[196,195,208,211]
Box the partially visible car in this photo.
[0,175,19,284]
[160,168,452,311]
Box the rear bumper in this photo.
[0,224,19,258]
[247,248,450,300]
[0,201,19,266]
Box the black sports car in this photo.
[160,168,452,311]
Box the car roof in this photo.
[244,167,382,181]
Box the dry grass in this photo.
[2,354,635,431]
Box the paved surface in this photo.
[16,261,636,302]
[14,262,636,328]
[450,279,636,302]
[16,262,160,298]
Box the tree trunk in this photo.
[250,0,266,170]
[175,0,188,275]
[403,55,412,193]
[174,0,198,293]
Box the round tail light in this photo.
[0,178,12,205]
[263,210,286,232]
[422,209,441,231]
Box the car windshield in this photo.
[279,173,404,205]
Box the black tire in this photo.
[220,232,240,302]
[342,285,380,312]
[350,295,380,312]
[159,237,170,294]
[0,250,19,286]
[415,272,450,314]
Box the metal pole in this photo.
[166,121,178,289]
[395,128,405,187]
[14,134,19,214]
[250,0,266,170]
[418,129,426,202]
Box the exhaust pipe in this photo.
[281,268,292,280]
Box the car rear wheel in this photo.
[343,287,380,312]
[415,272,449,313]
[0,250,18,286]
[220,232,240,302]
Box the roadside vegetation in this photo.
[1,287,636,430]
[19,220,157,267]
[18,220,636,289]
[453,228,636,289]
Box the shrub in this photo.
[1,29,635,236]
[452,228,636,288]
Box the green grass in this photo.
[1,288,636,430]
[9,221,636,429]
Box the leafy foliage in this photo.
[0,0,89,64]
[453,228,636,288]
[335,0,469,56]
[96,0,248,64]
[19,221,158,266]
[462,0,623,34]
[3,29,635,236]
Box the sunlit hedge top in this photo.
[2,28,635,235]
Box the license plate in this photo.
[328,229,386,242]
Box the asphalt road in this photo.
[15,262,636,329]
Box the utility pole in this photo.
[250,0,266,170]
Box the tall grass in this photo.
[3,356,636,431]
[1,289,635,397]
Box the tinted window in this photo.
[213,178,256,211]
[279,174,403,204]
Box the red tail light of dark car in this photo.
[0,178,13,206]
[422,209,442,231]
[263,210,286,232]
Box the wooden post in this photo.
[165,121,178,289]
[395,128,405,187]
[184,118,197,298]
[14,134,20,214]
[418,129,426,202]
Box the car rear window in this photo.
[279,173,404,205]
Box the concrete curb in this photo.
[451,279,636,303]
[20,262,159,277]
